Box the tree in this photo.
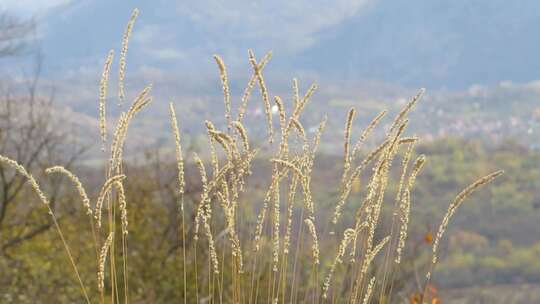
[0,11,86,254]
[0,11,34,58]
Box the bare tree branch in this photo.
[0,12,35,58]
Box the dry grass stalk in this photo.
[233,121,250,153]
[292,83,317,119]
[392,141,416,228]
[362,235,390,275]
[193,153,209,241]
[114,181,128,235]
[398,137,418,144]
[322,227,364,299]
[290,118,306,140]
[271,159,304,179]
[193,154,219,274]
[0,155,49,205]
[309,118,327,164]
[110,85,152,174]
[203,208,219,274]
[216,191,244,273]
[304,218,320,265]
[389,88,425,134]
[362,276,377,304]
[351,110,387,159]
[208,128,235,162]
[99,49,114,150]
[248,49,274,143]
[169,101,188,302]
[428,170,504,278]
[204,120,220,175]
[254,165,283,253]
[366,121,408,248]
[45,166,92,216]
[272,174,281,272]
[395,154,426,264]
[169,103,185,196]
[283,174,299,256]
[292,78,300,109]
[253,203,267,252]
[213,55,232,129]
[237,51,272,122]
[118,8,139,104]
[274,96,287,135]
[332,137,391,227]
[348,149,387,262]
[344,107,356,169]
[98,232,114,292]
[95,174,126,228]
[333,107,357,230]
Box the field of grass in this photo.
[0,8,514,304]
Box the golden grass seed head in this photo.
[113,181,128,235]
[351,109,387,160]
[168,102,185,196]
[45,166,92,216]
[292,78,300,108]
[253,205,267,252]
[98,232,113,292]
[361,235,390,275]
[274,96,287,135]
[110,86,152,172]
[283,174,299,255]
[308,117,327,167]
[292,83,317,119]
[204,121,220,175]
[395,154,426,264]
[344,107,356,167]
[248,49,274,143]
[99,49,114,151]
[362,276,376,304]
[430,170,503,269]
[193,153,209,240]
[0,155,49,206]
[304,218,320,265]
[118,8,140,104]
[233,120,250,153]
[237,51,272,122]
[213,55,232,129]
[271,159,304,179]
[322,227,358,299]
[272,175,280,272]
[95,174,126,228]
[389,88,425,134]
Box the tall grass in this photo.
[0,8,504,304]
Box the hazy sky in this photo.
[3,0,540,90]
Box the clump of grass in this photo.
[0,8,505,304]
